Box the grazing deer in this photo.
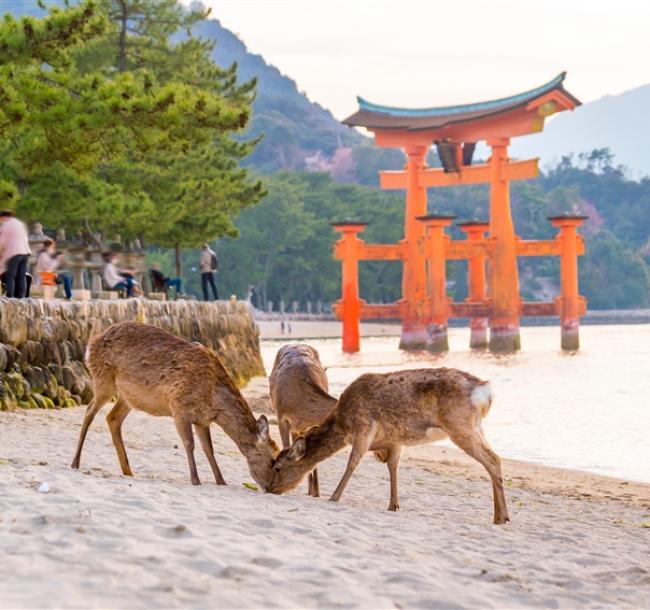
[268,368,509,524]
[71,321,279,489]
[269,344,338,496]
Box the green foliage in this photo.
[0,179,18,209]
[209,154,649,311]
[1,0,263,260]
[580,232,650,308]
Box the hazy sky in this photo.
[199,0,650,120]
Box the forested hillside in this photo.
[201,153,650,311]
[191,19,365,172]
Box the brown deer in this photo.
[269,344,338,496]
[70,321,279,489]
[268,368,509,524]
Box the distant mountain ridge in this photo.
[193,19,365,172]
[8,3,648,178]
[511,84,650,178]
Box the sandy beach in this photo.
[1,404,649,609]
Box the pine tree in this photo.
[0,0,263,262]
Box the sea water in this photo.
[261,325,650,483]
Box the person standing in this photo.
[0,209,31,298]
[199,243,219,301]
[36,239,73,299]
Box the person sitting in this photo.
[102,252,142,297]
[35,239,73,299]
[149,263,182,296]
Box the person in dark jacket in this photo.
[150,263,182,296]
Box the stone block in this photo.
[72,289,92,301]
[97,291,118,300]
[43,285,57,300]
[147,292,167,301]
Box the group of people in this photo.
[102,243,220,301]
[1,210,222,302]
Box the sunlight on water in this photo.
[261,325,650,483]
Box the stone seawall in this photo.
[0,299,265,411]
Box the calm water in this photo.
[261,325,650,483]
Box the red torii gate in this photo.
[333,73,586,353]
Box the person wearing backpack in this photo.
[199,243,219,301]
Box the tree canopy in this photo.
[0,0,264,259]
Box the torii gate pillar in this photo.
[399,145,429,350]
[458,221,490,349]
[487,138,521,352]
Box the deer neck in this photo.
[213,388,260,457]
[303,415,347,470]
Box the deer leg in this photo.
[308,468,320,497]
[329,422,377,503]
[386,445,402,511]
[174,416,200,485]
[279,418,292,449]
[194,424,226,485]
[449,429,510,525]
[70,387,112,469]
[106,399,133,476]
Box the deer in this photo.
[269,344,338,496]
[70,321,280,489]
[267,367,509,525]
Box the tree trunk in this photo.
[175,243,182,278]
[117,0,128,72]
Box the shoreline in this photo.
[1,407,649,608]
[256,318,650,340]
[404,444,650,511]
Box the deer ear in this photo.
[256,415,270,442]
[288,437,306,461]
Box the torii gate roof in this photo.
[343,73,580,138]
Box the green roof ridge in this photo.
[356,73,566,118]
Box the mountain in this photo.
[193,19,366,173]
[511,84,650,178]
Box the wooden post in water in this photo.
[458,220,489,349]
[549,214,587,351]
[417,214,455,353]
[332,222,367,353]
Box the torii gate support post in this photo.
[458,221,489,349]
[549,215,587,351]
[399,144,430,351]
[332,222,367,353]
[418,215,455,352]
[487,138,521,352]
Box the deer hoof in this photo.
[494,515,510,525]
[388,504,400,512]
